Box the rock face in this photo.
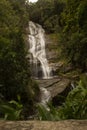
[0,120,87,130]
[47,78,70,98]
[37,77,71,98]
[36,77,71,107]
[45,34,60,74]
[45,34,58,62]
[45,34,74,75]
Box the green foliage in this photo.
[59,32,87,69]
[37,75,87,120]
[0,0,40,118]
[28,0,65,33]
[0,96,23,120]
[0,0,30,101]
[37,104,60,121]
[58,75,87,119]
[59,0,87,70]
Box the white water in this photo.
[40,87,51,111]
[28,21,51,79]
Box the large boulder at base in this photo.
[0,120,87,130]
[37,78,71,98]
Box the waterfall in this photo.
[28,21,51,79]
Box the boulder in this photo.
[0,120,87,130]
[37,78,71,98]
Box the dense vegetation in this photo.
[28,0,65,33]
[0,0,39,119]
[60,0,87,71]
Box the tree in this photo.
[28,0,65,33]
[0,0,39,115]
[59,0,87,70]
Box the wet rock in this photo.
[36,77,71,98]
[47,78,71,98]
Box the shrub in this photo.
[0,96,23,120]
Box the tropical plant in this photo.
[58,75,87,119]
[37,75,87,120]
[0,96,23,120]
[37,103,60,121]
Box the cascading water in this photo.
[28,21,52,110]
[28,21,51,79]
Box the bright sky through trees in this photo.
[29,0,38,2]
